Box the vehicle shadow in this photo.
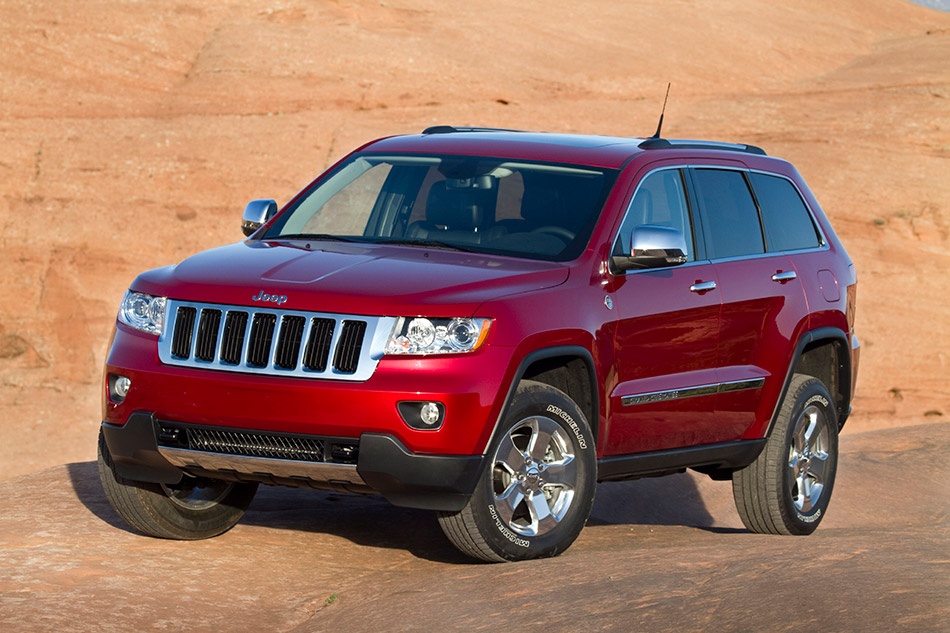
[589,472,744,533]
[67,461,136,533]
[68,460,741,564]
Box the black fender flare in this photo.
[765,326,852,438]
[483,345,600,455]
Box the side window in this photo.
[613,169,693,261]
[749,173,821,251]
[692,169,764,259]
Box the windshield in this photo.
[262,153,618,262]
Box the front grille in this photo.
[157,300,390,381]
[275,315,305,369]
[247,313,277,367]
[334,321,367,374]
[157,422,359,464]
[303,318,335,371]
[171,307,197,359]
[195,309,222,361]
[220,311,248,365]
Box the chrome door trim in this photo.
[688,165,830,250]
[690,280,717,293]
[621,377,765,407]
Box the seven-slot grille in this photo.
[157,300,390,381]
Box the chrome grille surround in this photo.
[157,299,396,382]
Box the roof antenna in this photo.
[649,83,671,139]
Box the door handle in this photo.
[771,271,797,283]
[690,280,717,293]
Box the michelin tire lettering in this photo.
[804,394,830,408]
[545,404,588,450]
[488,504,530,547]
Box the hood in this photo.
[132,240,569,316]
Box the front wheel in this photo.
[438,380,596,562]
[97,430,258,540]
[732,374,839,535]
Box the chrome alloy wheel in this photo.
[491,415,577,537]
[161,477,234,511]
[787,404,831,513]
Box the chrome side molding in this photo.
[621,378,765,407]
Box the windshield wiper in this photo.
[265,233,364,243]
[373,238,479,253]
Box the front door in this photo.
[604,166,722,455]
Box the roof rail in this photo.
[638,138,767,156]
[421,125,527,135]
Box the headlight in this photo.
[118,290,167,336]
[385,317,491,355]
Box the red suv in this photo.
[98,127,859,561]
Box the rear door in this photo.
[688,167,810,440]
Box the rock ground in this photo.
[0,423,947,632]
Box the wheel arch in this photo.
[767,327,853,437]
[485,346,600,453]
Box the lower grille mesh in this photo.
[157,423,359,464]
[187,427,324,461]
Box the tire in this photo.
[97,429,258,540]
[732,374,838,535]
[437,380,596,562]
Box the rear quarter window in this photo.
[749,173,822,252]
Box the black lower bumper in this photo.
[101,413,184,484]
[100,412,484,512]
[356,434,484,511]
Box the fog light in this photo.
[420,402,441,425]
[115,376,131,398]
[109,374,131,403]
[397,401,445,430]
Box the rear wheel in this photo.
[97,430,257,540]
[732,374,838,535]
[438,380,596,561]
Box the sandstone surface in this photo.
[1,423,947,632]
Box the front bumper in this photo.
[103,323,513,456]
[101,412,485,512]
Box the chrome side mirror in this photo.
[611,225,688,272]
[242,199,278,237]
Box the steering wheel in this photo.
[531,225,575,242]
